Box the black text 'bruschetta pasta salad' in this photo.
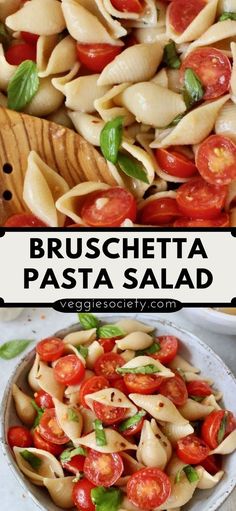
[1,1,236,227]
[8,314,236,509]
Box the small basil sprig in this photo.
[78,313,125,339]
[217,413,228,444]
[31,400,44,428]
[7,60,39,111]
[100,116,123,163]
[0,339,33,360]
[117,152,149,184]
[175,465,199,483]
[20,450,42,470]
[118,410,146,432]
[166,113,185,128]
[91,486,122,511]
[163,40,181,69]
[94,419,107,446]
[78,313,99,330]
[183,68,204,108]
[117,364,160,375]
[136,342,161,357]
[219,11,236,21]
[60,446,87,463]
[76,345,88,359]
[98,324,124,339]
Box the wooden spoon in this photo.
[0,106,116,224]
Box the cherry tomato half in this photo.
[176,434,210,464]
[111,0,144,13]
[152,336,179,364]
[94,352,125,381]
[34,390,54,409]
[76,44,122,72]
[121,414,145,437]
[5,43,37,65]
[93,401,127,424]
[81,187,137,227]
[176,177,227,219]
[201,454,222,475]
[201,410,236,449]
[72,478,96,511]
[36,337,65,363]
[84,449,124,486]
[181,48,231,101]
[60,452,85,474]
[159,372,188,407]
[139,197,181,225]
[79,375,109,408]
[196,135,236,186]
[54,354,85,386]
[21,31,39,45]
[155,148,197,178]
[169,0,206,34]
[174,213,230,227]
[39,408,69,445]
[4,214,47,227]
[127,467,171,509]
[8,426,33,449]
[98,337,116,352]
[124,373,164,395]
[33,428,64,456]
[186,380,212,398]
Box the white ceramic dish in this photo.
[1,316,236,511]
[182,308,236,335]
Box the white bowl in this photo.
[1,316,236,511]
[182,308,236,335]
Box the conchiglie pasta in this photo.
[37,36,77,78]
[69,112,105,146]
[37,361,65,401]
[0,44,16,91]
[215,100,236,142]
[94,83,135,125]
[166,0,218,44]
[63,75,110,113]
[115,331,153,351]
[160,422,194,446]
[64,329,97,346]
[137,419,172,470]
[6,0,66,35]
[211,429,236,454]
[13,447,64,486]
[196,467,224,489]
[56,182,111,224]
[74,428,137,452]
[119,355,174,377]
[130,394,189,424]
[12,384,36,427]
[53,398,83,440]
[185,19,236,55]
[115,318,154,334]
[178,398,214,421]
[85,388,138,416]
[86,340,104,369]
[0,0,22,21]
[24,77,64,117]
[43,477,74,508]
[169,355,200,374]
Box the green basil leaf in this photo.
[219,11,236,21]
[118,410,146,432]
[94,419,107,446]
[78,313,99,330]
[0,339,33,360]
[20,450,42,470]
[163,40,181,69]
[97,325,124,339]
[67,408,79,422]
[60,446,87,463]
[31,400,44,428]
[76,345,89,359]
[217,413,228,444]
[166,113,185,128]
[183,68,204,108]
[136,342,161,356]
[117,364,160,375]
[184,465,199,483]
[117,152,149,184]
[7,60,39,111]
[100,116,123,163]
[91,486,122,511]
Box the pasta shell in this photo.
[134,26,168,45]
[115,318,154,334]
[211,429,236,454]
[94,83,135,125]
[23,151,69,227]
[201,395,222,411]
[130,394,188,424]
[74,428,137,452]
[43,477,74,508]
[86,341,104,369]
[160,422,194,446]
[6,0,66,35]
[217,0,236,13]
[116,332,153,351]
[178,398,214,421]
[53,398,83,440]
[230,207,236,226]
[63,74,110,113]
[69,112,105,146]
[166,455,186,477]
[155,474,199,510]
[137,419,172,469]
[24,77,64,117]
[215,100,236,142]
[120,356,174,377]
[52,63,80,93]
[65,370,94,397]
[63,329,97,346]
[185,19,236,55]
[151,68,169,88]
[124,0,158,28]
[12,384,36,427]
[79,406,97,434]
[166,0,218,44]
[56,182,110,224]
[169,355,200,374]
[38,36,77,78]
[13,447,64,486]
[63,343,86,366]
[120,350,135,363]
[183,372,213,384]
[196,467,224,489]
[92,0,127,38]
[0,0,21,21]
[121,139,155,188]
[28,353,41,392]
[0,44,16,91]
[37,361,64,401]
[85,388,138,417]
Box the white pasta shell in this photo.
[13,447,64,486]
[38,36,77,78]
[210,429,236,454]
[215,100,236,142]
[166,0,218,44]
[178,399,214,421]
[169,355,200,373]
[28,353,41,392]
[130,394,188,424]
[6,0,66,35]
[155,474,199,510]
[12,384,36,427]
[94,83,135,125]
[24,77,64,117]
[151,68,169,88]
[52,63,80,93]
[85,388,137,417]
[56,182,110,224]
[69,112,105,146]
[119,356,174,377]
[43,477,74,508]
[185,19,236,55]
[63,329,97,346]
[79,406,97,434]
[217,0,236,13]
[74,428,137,452]
[137,419,171,469]
[166,455,187,477]
[53,398,83,440]
[63,74,110,113]
[115,318,154,334]
[86,341,104,369]
[36,361,64,401]
[160,422,194,446]
[0,44,16,91]
[201,395,222,411]
[196,467,224,489]
[116,331,153,350]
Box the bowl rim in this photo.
[188,308,236,324]
[1,315,236,511]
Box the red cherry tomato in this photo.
[98,337,116,352]
[196,135,236,186]
[113,377,129,395]
[127,467,171,509]
[81,187,137,227]
[159,372,188,407]
[39,408,69,445]
[94,352,125,382]
[121,414,145,437]
[176,434,210,464]
[93,401,127,424]
[201,454,222,475]
[152,336,179,364]
[169,0,206,34]
[4,214,47,227]
[33,428,64,456]
[110,0,144,13]
[76,44,122,72]
[201,410,236,449]
[176,177,227,219]
[21,31,39,45]
[174,213,230,227]
[84,449,124,486]
[155,148,197,178]
[181,48,231,101]
[36,337,65,363]
[139,197,181,225]
[124,373,164,395]
[79,376,109,408]
[72,478,96,511]
[5,43,37,65]
[60,452,85,474]
[8,426,33,449]
[54,354,85,386]
[34,390,54,409]
[186,380,212,398]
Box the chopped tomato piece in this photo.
[39,408,69,445]
[176,434,210,464]
[93,401,127,424]
[76,44,122,72]
[176,177,227,219]
[139,197,181,225]
[33,428,64,456]
[81,187,137,227]
[94,352,125,381]
[72,478,96,511]
[127,468,171,509]
[174,214,230,227]
[110,0,144,13]
[155,148,197,178]
[4,214,47,227]
[186,380,212,398]
[36,337,64,363]
[124,373,164,395]
[34,390,54,409]
[79,375,109,408]
[54,354,85,386]
[201,454,222,475]
[8,426,33,449]
[201,410,236,449]
[98,337,116,352]
[21,32,39,45]
[5,43,37,65]
[84,449,124,486]
[152,336,179,364]
[61,452,85,474]
[196,135,236,185]
[169,0,206,34]
[159,372,188,407]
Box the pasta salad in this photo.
[7,315,236,510]
[1,0,236,227]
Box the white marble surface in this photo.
[0,308,236,510]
